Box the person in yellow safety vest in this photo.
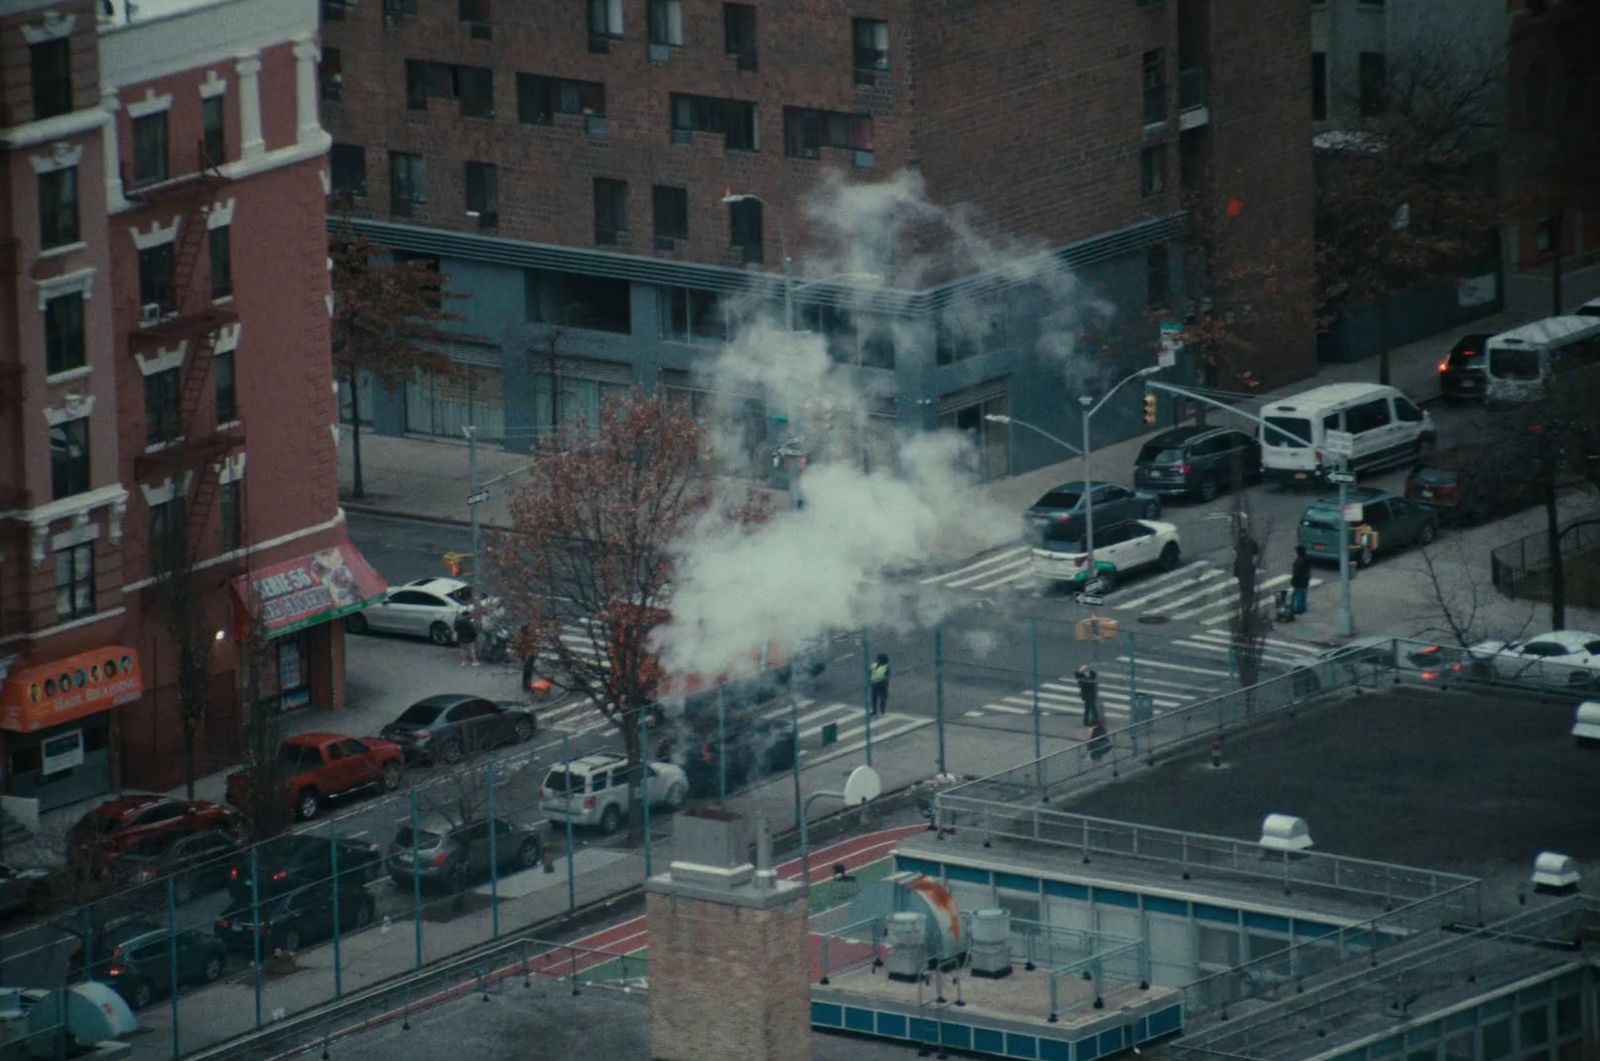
[870,654,891,716]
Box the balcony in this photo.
[1178,68,1210,130]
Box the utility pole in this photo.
[465,424,482,583]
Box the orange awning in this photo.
[0,647,143,734]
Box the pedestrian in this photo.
[870,654,891,716]
[1087,720,1111,761]
[1290,545,1312,616]
[454,607,478,666]
[1076,663,1099,727]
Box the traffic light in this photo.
[1142,393,1158,426]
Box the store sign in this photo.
[0,647,144,734]
[42,730,84,775]
[236,542,387,636]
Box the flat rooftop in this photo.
[1059,685,1600,912]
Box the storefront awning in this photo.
[0,647,143,734]
[234,541,387,638]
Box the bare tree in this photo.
[235,597,288,843]
[1416,540,1535,650]
[147,504,216,798]
[1226,490,1275,700]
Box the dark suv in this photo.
[1133,427,1261,501]
[214,879,376,956]
[1437,333,1491,402]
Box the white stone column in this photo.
[101,85,125,210]
[292,37,321,145]
[236,52,265,160]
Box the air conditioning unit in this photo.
[648,44,671,63]
[140,303,162,326]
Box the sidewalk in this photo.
[337,311,1531,526]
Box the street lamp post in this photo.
[1079,367,1161,577]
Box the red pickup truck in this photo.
[226,732,404,822]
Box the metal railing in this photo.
[1490,518,1600,597]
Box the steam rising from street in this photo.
[655,171,1104,678]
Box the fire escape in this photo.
[129,139,240,564]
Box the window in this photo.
[55,542,95,620]
[390,152,425,216]
[1140,144,1166,197]
[38,167,79,248]
[320,47,342,102]
[210,225,232,300]
[50,418,90,499]
[525,270,632,332]
[138,243,175,314]
[145,367,182,446]
[589,0,623,50]
[723,4,757,70]
[1346,398,1391,433]
[322,0,350,19]
[671,94,758,150]
[31,38,73,120]
[1146,243,1169,309]
[406,61,493,117]
[394,250,443,309]
[44,292,85,376]
[1359,52,1386,117]
[653,185,688,242]
[1394,396,1423,422]
[1143,48,1166,125]
[202,95,226,164]
[465,161,498,227]
[783,108,874,158]
[1311,52,1327,120]
[593,177,628,245]
[658,287,726,344]
[149,497,186,564]
[132,112,169,186]
[649,0,683,46]
[406,59,448,110]
[459,0,491,23]
[516,74,606,124]
[456,65,494,117]
[330,143,366,197]
[219,481,242,551]
[215,349,237,423]
[728,196,762,263]
[853,18,889,83]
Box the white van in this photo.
[1259,383,1432,483]
[1484,316,1600,406]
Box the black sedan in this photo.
[214,879,375,956]
[1437,333,1491,402]
[1023,481,1160,544]
[223,833,384,903]
[379,694,538,765]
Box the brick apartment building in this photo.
[0,0,380,809]
[321,0,1313,479]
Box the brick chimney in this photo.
[647,808,809,1061]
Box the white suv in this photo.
[540,754,689,835]
[1031,519,1182,590]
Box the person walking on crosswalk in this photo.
[870,654,891,716]
[1076,663,1100,726]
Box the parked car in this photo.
[343,577,474,645]
[67,796,238,876]
[1404,444,1542,525]
[1133,427,1261,501]
[0,862,49,919]
[1290,637,1458,696]
[68,920,227,1008]
[540,753,689,835]
[1031,519,1181,590]
[214,879,376,956]
[1023,481,1160,545]
[1296,488,1437,567]
[225,733,404,822]
[113,829,240,903]
[1437,333,1492,402]
[386,815,545,892]
[1468,631,1600,689]
[222,833,384,903]
[378,694,538,765]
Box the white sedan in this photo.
[1030,519,1182,590]
[1468,630,1600,689]
[345,577,473,645]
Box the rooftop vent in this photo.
[1532,852,1580,895]
[1259,814,1314,854]
[885,912,927,983]
[969,908,1012,979]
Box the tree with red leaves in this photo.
[486,393,763,824]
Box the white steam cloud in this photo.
[654,170,1107,678]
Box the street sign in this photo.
[467,488,490,506]
[1323,430,1355,459]
[1326,471,1356,485]
[1075,593,1105,607]
[1343,502,1364,523]
[1159,321,1183,368]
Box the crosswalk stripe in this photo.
[1092,672,1221,693]
[1170,574,1291,621]
[1110,562,1214,609]
[1199,580,1326,625]
[1190,629,1322,655]
[1117,655,1233,678]
[1171,639,1308,667]
[966,565,1039,592]
[979,703,1034,715]
[1036,682,1189,707]
[920,545,1032,585]
[1010,688,1186,710]
[945,555,1031,589]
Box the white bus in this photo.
[1259,383,1432,483]
[1484,316,1600,406]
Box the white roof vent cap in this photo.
[1571,701,1600,743]
[1532,852,1580,893]
[1260,814,1313,853]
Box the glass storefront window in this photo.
[406,365,505,442]
[937,390,1009,481]
[1520,1007,1550,1049]
[1554,994,1580,1038]
[1482,1018,1512,1059]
